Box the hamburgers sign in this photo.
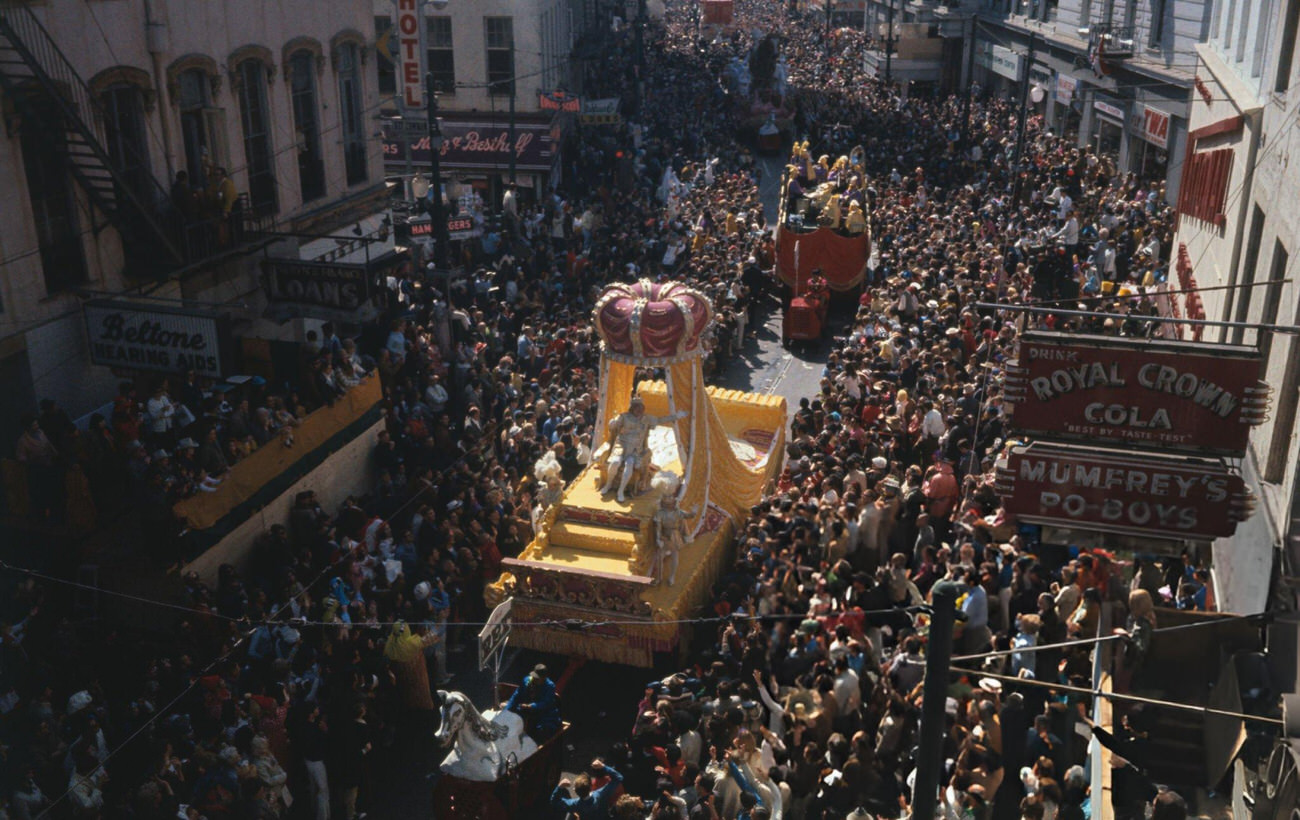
[1004,332,1270,456]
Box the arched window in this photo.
[336,43,367,186]
[100,83,153,205]
[176,67,225,185]
[290,52,325,201]
[235,58,277,216]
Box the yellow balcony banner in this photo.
[173,374,383,530]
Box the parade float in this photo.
[429,686,570,820]
[486,280,787,668]
[726,33,795,148]
[775,145,871,297]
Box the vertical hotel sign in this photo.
[395,0,424,112]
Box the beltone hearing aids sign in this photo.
[84,300,232,378]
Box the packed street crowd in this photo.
[0,0,1209,818]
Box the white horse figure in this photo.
[434,690,539,782]
[706,756,785,820]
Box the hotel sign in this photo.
[1004,332,1269,456]
[394,0,424,112]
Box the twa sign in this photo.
[1004,332,1269,457]
[995,443,1254,541]
[1141,105,1170,150]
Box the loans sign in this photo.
[262,258,373,311]
[1004,332,1269,456]
[995,443,1253,541]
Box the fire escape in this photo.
[0,3,184,277]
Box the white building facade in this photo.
[1172,0,1300,614]
[972,0,1212,198]
[374,0,575,206]
[0,0,385,442]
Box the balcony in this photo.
[1078,25,1136,58]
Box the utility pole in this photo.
[508,38,517,184]
[425,71,450,269]
[884,0,896,84]
[960,15,977,148]
[634,0,647,113]
[911,581,958,820]
[1011,31,1036,205]
[826,0,832,55]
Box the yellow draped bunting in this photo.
[173,374,383,530]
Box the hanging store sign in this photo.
[262,258,373,311]
[991,45,1025,82]
[409,214,480,240]
[1140,104,1171,149]
[1004,331,1270,456]
[84,300,232,378]
[382,118,555,171]
[995,443,1253,541]
[1055,73,1077,105]
[539,90,581,113]
[1093,96,1126,124]
[581,98,622,125]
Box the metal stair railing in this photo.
[0,2,184,267]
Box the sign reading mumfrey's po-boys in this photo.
[1004,332,1270,456]
[995,443,1254,541]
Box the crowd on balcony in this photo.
[0,0,1215,818]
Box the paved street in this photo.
[368,152,840,818]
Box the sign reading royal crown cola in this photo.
[1004,332,1270,457]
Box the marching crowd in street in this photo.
[0,0,1211,818]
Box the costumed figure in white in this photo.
[532,450,565,532]
[650,474,694,586]
[434,690,538,782]
[599,396,686,502]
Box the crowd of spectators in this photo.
[12,322,370,565]
[0,0,1215,818]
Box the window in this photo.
[1231,205,1266,344]
[20,94,88,293]
[484,17,514,96]
[1236,0,1251,61]
[1224,0,1238,55]
[101,83,153,206]
[1269,285,1300,484]
[177,68,225,185]
[375,15,396,98]
[1264,241,1292,481]
[1146,0,1166,47]
[1278,0,1300,92]
[428,16,455,93]
[290,53,325,202]
[237,60,277,216]
[1253,0,1272,76]
[338,43,368,187]
[1257,240,1287,362]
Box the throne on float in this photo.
[488,279,788,667]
